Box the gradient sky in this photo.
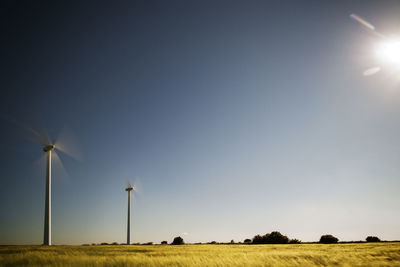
[1,0,400,245]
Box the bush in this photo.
[172,236,184,245]
[143,242,153,245]
[366,236,381,242]
[244,239,252,244]
[111,242,119,245]
[209,241,217,244]
[100,242,109,245]
[230,240,235,244]
[161,241,168,245]
[289,239,301,244]
[252,231,289,244]
[319,235,338,244]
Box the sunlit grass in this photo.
[1,243,400,266]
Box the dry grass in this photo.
[1,243,400,266]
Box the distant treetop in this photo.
[366,236,381,242]
[172,236,184,245]
[252,231,289,244]
[319,235,339,244]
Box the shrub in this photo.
[230,240,235,244]
[172,236,184,245]
[252,231,289,244]
[209,241,217,244]
[289,239,301,244]
[111,242,119,245]
[143,242,153,245]
[100,242,109,245]
[244,239,252,244]
[320,235,338,244]
[161,241,168,245]
[366,236,381,242]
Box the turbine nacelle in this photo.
[43,144,55,152]
[125,186,134,192]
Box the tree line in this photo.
[164,232,382,245]
[85,233,382,245]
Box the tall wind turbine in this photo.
[125,182,137,245]
[41,129,81,246]
[0,114,81,246]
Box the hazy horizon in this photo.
[1,0,400,245]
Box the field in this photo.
[1,243,400,266]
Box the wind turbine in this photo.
[0,114,80,246]
[41,129,81,245]
[41,127,82,246]
[125,180,139,245]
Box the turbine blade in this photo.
[54,125,83,161]
[132,191,137,206]
[133,177,142,195]
[0,113,50,146]
[125,179,131,189]
[30,118,51,146]
[52,150,69,183]
[32,153,47,177]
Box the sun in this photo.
[376,38,400,67]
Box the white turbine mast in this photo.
[42,144,55,245]
[125,181,136,245]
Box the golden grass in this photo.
[1,243,400,266]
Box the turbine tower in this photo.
[40,129,80,246]
[43,144,55,246]
[125,184,135,245]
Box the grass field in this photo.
[1,243,400,266]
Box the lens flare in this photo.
[350,14,375,31]
[376,39,400,66]
[363,67,381,76]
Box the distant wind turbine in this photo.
[125,180,139,245]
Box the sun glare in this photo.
[376,38,400,67]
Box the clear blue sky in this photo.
[1,0,400,245]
